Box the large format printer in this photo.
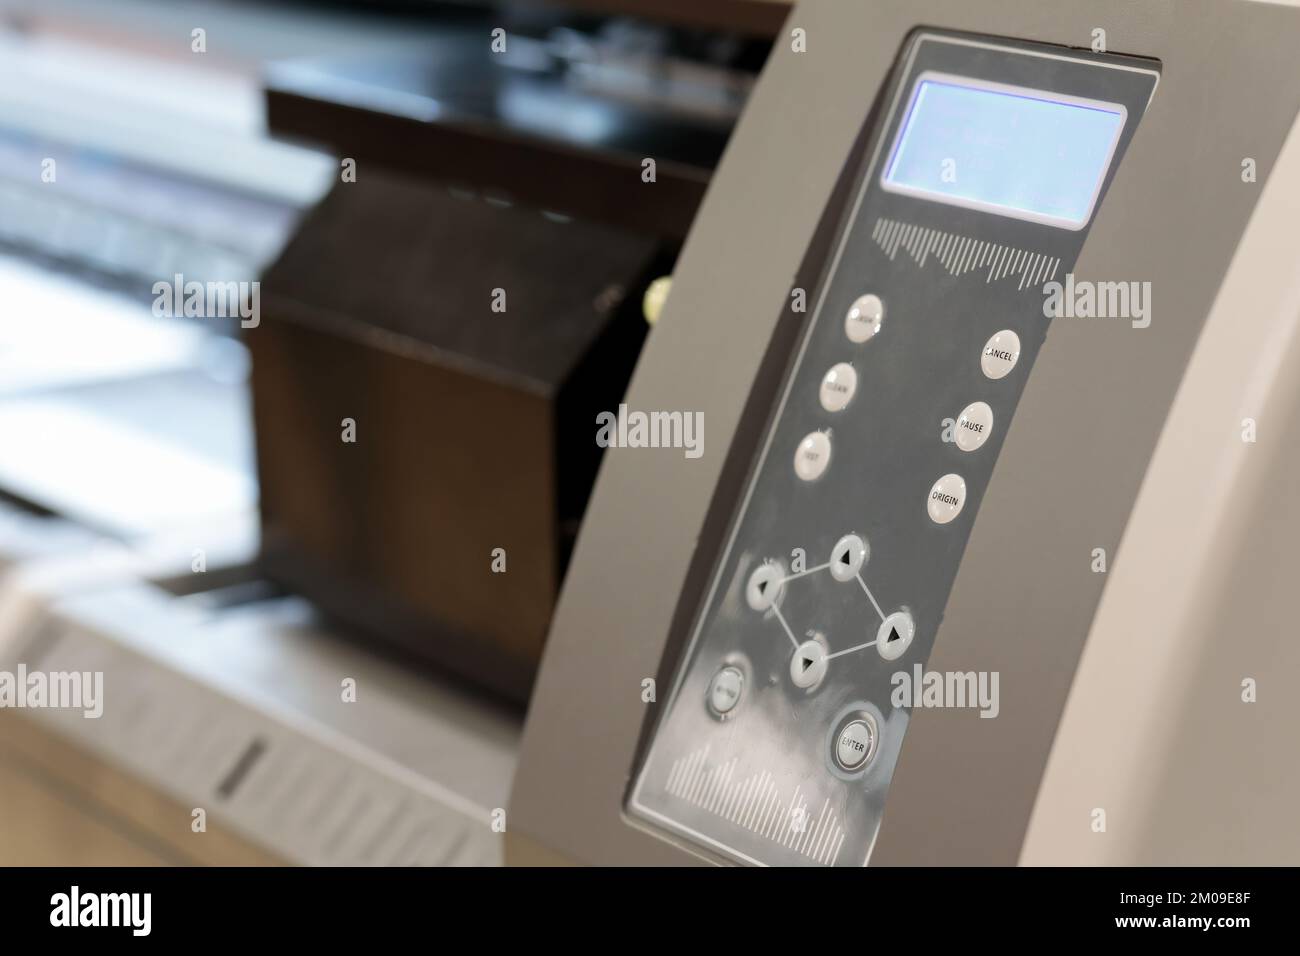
[2,0,1299,868]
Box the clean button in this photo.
[819,363,858,412]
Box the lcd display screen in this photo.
[881,72,1127,230]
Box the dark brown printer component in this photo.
[252,10,767,703]
[254,170,657,703]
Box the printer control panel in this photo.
[629,31,1157,865]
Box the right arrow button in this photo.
[876,610,915,661]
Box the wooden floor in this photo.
[0,713,282,866]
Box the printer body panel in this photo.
[1023,105,1300,865]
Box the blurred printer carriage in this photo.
[252,4,779,702]
[254,173,659,702]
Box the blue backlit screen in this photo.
[882,74,1127,229]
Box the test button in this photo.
[794,431,832,481]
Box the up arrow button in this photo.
[829,533,869,582]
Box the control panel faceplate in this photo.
[628,32,1158,866]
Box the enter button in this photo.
[834,718,876,772]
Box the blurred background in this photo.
[0,0,784,864]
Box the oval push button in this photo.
[981,330,1021,380]
[708,665,745,717]
[790,639,828,690]
[794,431,831,481]
[876,610,915,661]
[954,401,993,452]
[829,533,868,582]
[819,363,858,412]
[746,562,784,611]
[927,474,966,524]
[844,294,884,344]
